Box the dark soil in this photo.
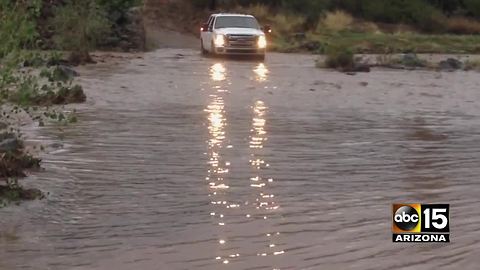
[0,185,44,203]
[0,150,41,179]
[0,132,43,207]
[32,85,87,106]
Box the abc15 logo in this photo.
[392,204,450,233]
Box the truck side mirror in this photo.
[201,23,209,32]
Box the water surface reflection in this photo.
[1,50,480,270]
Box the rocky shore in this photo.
[0,127,43,207]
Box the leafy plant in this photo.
[0,0,41,60]
[96,0,143,24]
[50,0,111,64]
[319,10,354,32]
[324,46,354,70]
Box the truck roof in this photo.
[212,13,254,17]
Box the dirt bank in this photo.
[143,0,200,49]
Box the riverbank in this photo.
[0,50,142,208]
[271,32,480,54]
[0,129,43,207]
[1,0,145,208]
[0,52,88,208]
[144,1,480,55]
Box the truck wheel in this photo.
[201,40,208,55]
[210,41,216,57]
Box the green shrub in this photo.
[0,1,41,61]
[1,1,42,105]
[324,46,354,70]
[279,0,331,23]
[50,0,111,63]
[96,0,142,24]
[360,0,446,32]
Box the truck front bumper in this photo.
[214,47,266,55]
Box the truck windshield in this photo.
[215,16,259,29]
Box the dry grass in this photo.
[237,4,305,37]
[352,21,381,33]
[464,59,480,71]
[318,10,353,32]
[446,17,480,34]
[272,13,306,34]
[244,4,270,22]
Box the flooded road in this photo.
[1,49,480,270]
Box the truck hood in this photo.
[215,28,264,36]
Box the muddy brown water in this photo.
[1,50,480,270]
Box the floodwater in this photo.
[1,50,480,270]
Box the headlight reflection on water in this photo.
[210,63,226,82]
[254,63,269,82]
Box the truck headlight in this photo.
[258,35,267,49]
[214,34,225,47]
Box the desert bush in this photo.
[352,21,381,33]
[271,13,307,35]
[0,1,41,62]
[1,1,85,109]
[446,17,480,34]
[238,4,306,37]
[464,59,480,71]
[360,0,447,32]
[324,46,354,70]
[243,4,270,22]
[1,0,42,104]
[318,10,354,32]
[96,0,142,24]
[50,0,111,64]
[279,0,331,23]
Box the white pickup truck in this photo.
[200,13,269,60]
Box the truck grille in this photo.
[227,34,256,48]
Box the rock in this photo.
[341,63,371,73]
[65,85,86,104]
[353,63,371,72]
[400,53,425,68]
[0,122,7,131]
[403,53,418,62]
[173,53,185,59]
[20,188,44,200]
[359,82,368,87]
[0,187,44,203]
[118,40,131,51]
[302,41,322,52]
[438,58,464,71]
[0,132,15,141]
[57,65,79,78]
[293,32,307,41]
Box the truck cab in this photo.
[200,14,268,60]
